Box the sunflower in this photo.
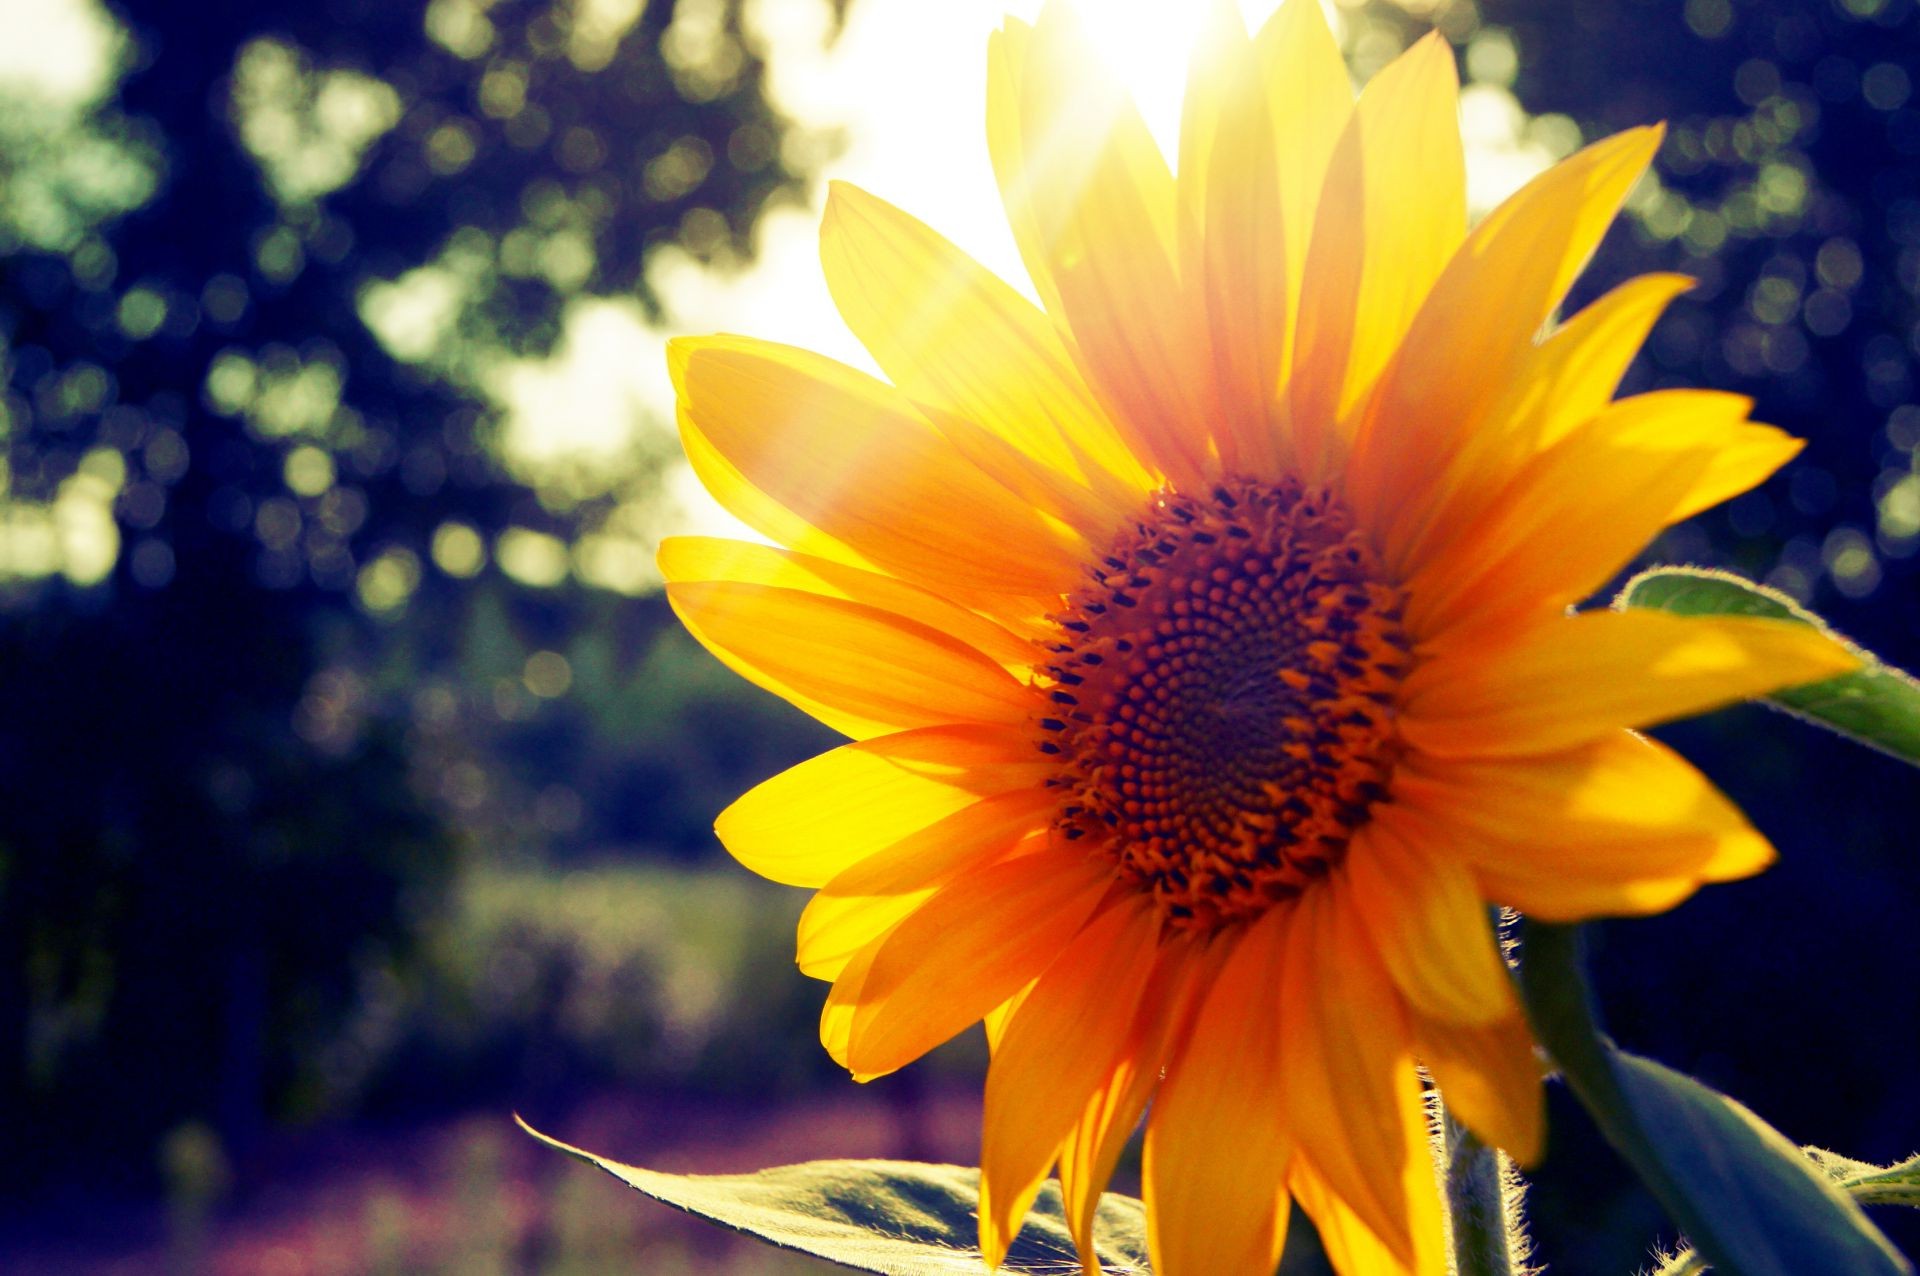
[658,2,1856,1273]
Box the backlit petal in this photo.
[1511,272,1697,453]
[1290,33,1462,474]
[1254,0,1353,416]
[1290,1149,1446,1276]
[1180,2,1285,472]
[978,899,1161,1267]
[1413,1008,1545,1167]
[1402,392,1742,638]
[1401,608,1859,758]
[799,803,1055,980]
[717,724,1050,887]
[1345,819,1516,1025]
[670,334,1082,603]
[1145,909,1294,1276]
[1394,731,1780,920]
[1280,885,1441,1266]
[820,181,1151,534]
[1056,932,1224,1272]
[667,582,1035,739]
[659,536,1039,669]
[833,851,1110,1080]
[1351,126,1665,559]
[991,4,1213,486]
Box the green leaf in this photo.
[1658,1152,1920,1273]
[517,1117,1150,1275]
[1616,566,1920,765]
[1517,923,1912,1276]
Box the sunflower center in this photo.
[1038,476,1411,933]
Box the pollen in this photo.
[1039,476,1412,933]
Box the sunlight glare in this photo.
[1064,0,1284,159]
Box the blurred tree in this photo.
[0,0,832,1192]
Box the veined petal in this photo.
[1145,909,1294,1276]
[978,899,1161,1268]
[1351,126,1665,560]
[678,406,870,571]
[1394,731,1781,920]
[1401,392,1741,639]
[1514,273,1697,453]
[832,851,1110,1080]
[660,536,1038,669]
[986,17,1065,323]
[1387,272,1694,578]
[1280,885,1439,1266]
[799,803,1055,980]
[1254,0,1353,424]
[1400,608,1860,758]
[981,981,1036,1056]
[991,5,1213,486]
[820,925,890,1069]
[1290,33,1462,475]
[1598,391,1803,523]
[1290,1149,1447,1276]
[717,724,1051,888]
[1344,819,1516,1025]
[820,181,1151,535]
[1057,933,1224,1273]
[667,582,1035,739]
[669,334,1083,602]
[1180,2,1286,472]
[1413,1008,1545,1167]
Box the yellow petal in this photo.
[1394,731,1780,920]
[1350,126,1664,559]
[1179,2,1285,472]
[667,582,1034,739]
[1386,272,1694,578]
[1145,910,1294,1276]
[991,5,1212,486]
[1344,819,1517,1025]
[1057,933,1223,1274]
[819,182,1150,535]
[1289,1148,1447,1276]
[1253,0,1353,422]
[799,804,1055,981]
[660,535,1039,669]
[1401,392,1743,639]
[1400,608,1860,759]
[1413,1008,1545,1167]
[1060,1062,1158,1276]
[670,334,1083,602]
[978,899,1161,1268]
[717,724,1051,888]
[820,926,889,1068]
[1290,33,1463,474]
[678,405,869,571]
[1598,392,1804,524]
[1280,885,1439,1266]
[1515,272,1698,452]
[832,851,1110,1080]
[986,17,1066,324]
[982,981,1036,1057]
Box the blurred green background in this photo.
[0,0,1915,1271]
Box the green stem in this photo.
[1441,1107,1521,1276]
